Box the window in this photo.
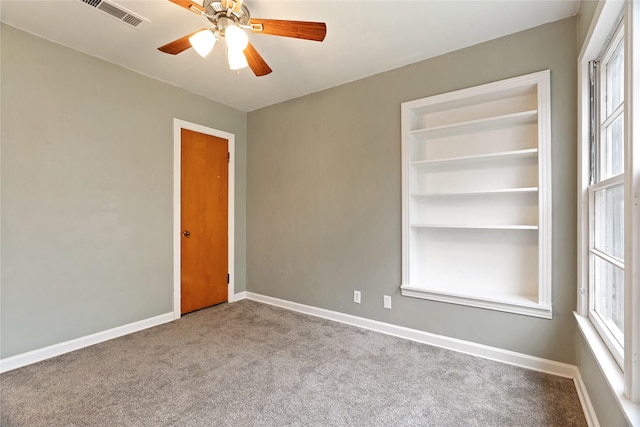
[578,0,640,416]
[588,22,625,366]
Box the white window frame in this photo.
[577,0,640,423]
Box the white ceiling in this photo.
[1,0,580,112]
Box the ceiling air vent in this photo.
[122,15,143,27]
[79,0,146,28]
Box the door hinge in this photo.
[227,273,230,283]
[228,152,230,163]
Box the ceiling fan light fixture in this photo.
[225,25,249,51]
[227,49,248,70]
[189,29,216,57]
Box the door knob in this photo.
[183,230,191,237]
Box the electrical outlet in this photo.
[383,295,392,309]
[353,290,361,304]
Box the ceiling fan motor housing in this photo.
[203,0,250,28]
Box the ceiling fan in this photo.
[158,0,327,76]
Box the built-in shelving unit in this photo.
[401,70,552,318]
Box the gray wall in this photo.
[247,17,578,364]
[577,0,599,51]
[0,24,247,358]
[574,2,628,425]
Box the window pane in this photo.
[588,21,625,364]
[594,183,624,260]
[593,256,624,345]
[606,40,624,115]
[600,115,624,180]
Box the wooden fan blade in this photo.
[169,0,205,14]
[244,43,272,76]
[158,29,206,55]
[249,19,326,42]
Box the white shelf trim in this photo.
[411,223,539,230]
[401,285,552,319]
[411,148,538,167]
[411,187,538,197]
[410,110,538,139]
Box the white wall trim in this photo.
[0,312,174,373]
[574,368,602,427]
[242,292,576,378]
[173,119,236,320]
[625,0,640,403]
[233,291,247,301]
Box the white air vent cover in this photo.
[80,0,146,27]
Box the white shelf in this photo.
[410,148,538,168]
[411,224,539,230]
[410,110,538,140]
[411,187,538,197]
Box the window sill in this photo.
[574,312,640,425]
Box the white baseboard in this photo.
[243,292,576,378]
[574,369,601,427]
[232,291,247,302]
[0,312,175,373]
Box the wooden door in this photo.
[181,128,228,314]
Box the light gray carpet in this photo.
[1,300,586,426]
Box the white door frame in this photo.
[173,118,235,319]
